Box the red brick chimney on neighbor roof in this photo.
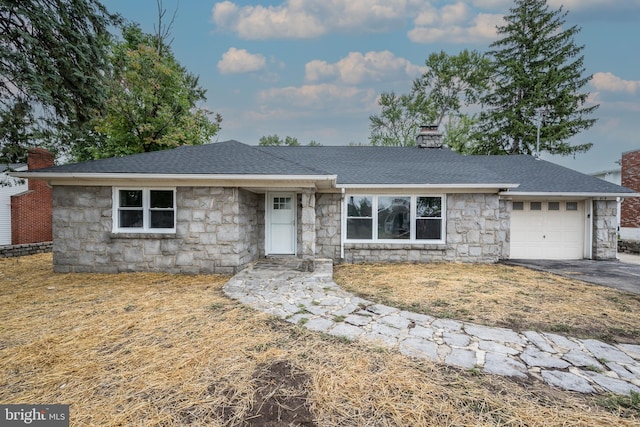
[10,148,54,245]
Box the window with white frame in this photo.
[346,196,373,239]
[113,188,176,233]
[345,194,444,242]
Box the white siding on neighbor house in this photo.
[0,171,28,245]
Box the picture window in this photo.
[345,195,444,242]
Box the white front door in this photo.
[267,192,296,255]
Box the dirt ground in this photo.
[1,254,639,426]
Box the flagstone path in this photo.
[223,259,640,395]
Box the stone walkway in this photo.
[223,259,640,395]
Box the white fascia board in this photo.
[9,172,337,186]
[501,191,640,199]
[338,183,520,190]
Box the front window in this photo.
[378,196,410,240]
[114,188,176,233]
[345,194,444,242]
[347,196,373,239]
[416,196,442,240]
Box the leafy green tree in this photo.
[369,92,423,147]
[81,23,221,160]
[258,135,320,146]
[369,50,490,151]
[477,0,597,156]
[0,0,118,164]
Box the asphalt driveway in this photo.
[504,257,640,295]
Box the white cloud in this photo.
[305,51,425,85]
[471,0,639,12]
[212,0,422,39]
[257,84,376,111]
[212,0,640,41]
[217,48,266,74]
[591,72,640,94]
[547,0,639,10]
[409,11,502,43]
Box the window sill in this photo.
[345,242,446,250]
[110,232,177,239]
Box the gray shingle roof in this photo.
[34,140,326,176]
[254,145,511,185]
[464,155,632,194]
[22,140,634,194]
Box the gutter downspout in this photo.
[340,188,345,260]
[587,199,593,259]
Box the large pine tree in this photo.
[477,0,597,156]
[0,0,118,164]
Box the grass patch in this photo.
[1,254,639,425]
[601,391,640,416]
[334,262,640,344]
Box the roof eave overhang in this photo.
[9,172,338,190]
[337,183,520,191]
[500,191,640,199]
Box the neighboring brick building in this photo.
[10,148,54,244]
[621,148,640,240]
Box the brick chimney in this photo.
[416,125,442,148]
[10,148,54,244]
[27,147,55,171]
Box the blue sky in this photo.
[101,0,640,174]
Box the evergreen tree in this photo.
[477,0,597,156]
[0,0,119,163]
[0,100,35,164]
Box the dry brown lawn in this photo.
[0,254,638,426]
[334,262,640,345]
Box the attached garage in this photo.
[510,200,586,260]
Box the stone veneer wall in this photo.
[498,199,511,260]
[52,186,260,274]
[315,193,342,259]
[592,199,618,260]
[237,188,261,266]
[338,193,507,263]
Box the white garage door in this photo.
[510,200,585,260]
